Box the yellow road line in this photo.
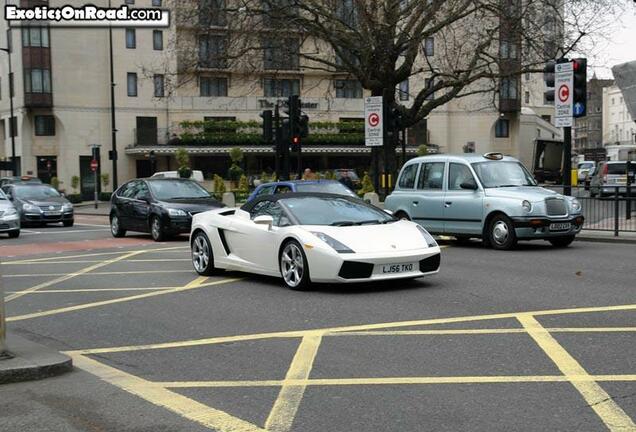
[518,314,636,432]
[69,304,636,356]
[3,270,193,278]
[71,354,264,432]
[331,328,636,336]
[3,258,192,265]
[6,287,178,294]
[265,334,323,432]
[7,277,241,322]
[158,374,636,388]
[4,250,146,302]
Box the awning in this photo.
[125,146,422,156]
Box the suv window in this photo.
[134,182,150,200]
[417,162,445,190]
[398,164,418,189]
[448,163,475,190]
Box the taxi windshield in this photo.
[471,161,537,188]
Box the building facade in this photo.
[573,76,614,152]
[1,0,560,197]
[602,85,636,160]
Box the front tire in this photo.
[8,230,19,238]
[150,216,165,242]
[488,215,517,250]
[394,211,411,221]
[549,236,575,248]
[191,231,220,276]
[110,214,126,237]
[280,240,310,290]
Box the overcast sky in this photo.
[591,4,636,79]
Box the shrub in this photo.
[101,173,110,190]
[358,172,375,196]
[213,174,226,198]
[71,176,80,193]
[50,176,60,190]
[229,147,244,164]
[67,194,82,204]
[227,164,244,182]
[417,145,428,157]
[238,175,249,194]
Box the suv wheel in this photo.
[150,216,165,242]
[110,214,126,238]
[488,215,517,250]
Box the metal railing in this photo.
[547,185,636,236]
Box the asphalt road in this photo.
[1,222,634,432]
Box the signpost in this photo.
[555,62,573,128]
[365,97,383,191]
[91,145,101,209]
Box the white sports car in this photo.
[190,193,441,290]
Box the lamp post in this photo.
[108,0,118,189]
[0,259,6,357]
[0,46,17,176]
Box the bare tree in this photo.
[159,0,625,174]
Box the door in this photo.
[411,162,446,234]
[130,181,151,231]
[115,181,140,229]
[79,156,101,201]
[136,117,158,146]
[37,156,57,184]
[443,163,484,235]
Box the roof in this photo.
[261,179,341,186]
[405,153,519,164]
[241,192,364,212]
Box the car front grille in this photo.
[545,198,567,216]
[338,261,374,279]
[0,223,9,229]
[39,205,62,211]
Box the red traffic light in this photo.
[292,136,300,145]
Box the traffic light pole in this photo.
[563,126,572,196]
[274,105,281,180]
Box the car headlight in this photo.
[522,200,532,212]
[3,207,17,216]
[416,225,438,247]
[23,203,40,212]
[570,198,581,212]
[62,203,73,212]
[310,232,354,253]
[167,208,187,217]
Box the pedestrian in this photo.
[303,168,317,180]
[339,170,355,191]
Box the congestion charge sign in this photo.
[555,62,574,128]
[365,96,384,147]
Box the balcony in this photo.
[24,92,52,108]
[133,128,171,146]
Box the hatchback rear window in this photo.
[607,164,636,175]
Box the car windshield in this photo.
[471,161,537,188]
[294,182,356,196]
[578,163,594,170]
[280,196,393,226]
[148,180,210,200]
[0,189,6,200]
[335,171,360,181]
[14,185,61,199]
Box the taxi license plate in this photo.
[379,263,415,274]
[549,222,571,232]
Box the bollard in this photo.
[0,257,7,357]
[222,192,236,208]
[363,192,380,207]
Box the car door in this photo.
[225,200,280,273]
[443,162,484,235]
[115,181,139,229]
[411,162,446,234]
[131,181,152,231]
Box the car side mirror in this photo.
[254,215,274,229]
[460,181,478,190]
[6,193,13,200]
[60,192,65,197]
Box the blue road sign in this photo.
[573,102,585,117]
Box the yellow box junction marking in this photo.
[518,314,636,432]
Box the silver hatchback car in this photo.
[385,153,584,250]
[0,188,20,238]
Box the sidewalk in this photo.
[73,202,110,216]
[577,229,636,244]
[0,332,72,384]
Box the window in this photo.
[335,47,360,69]
[448,163,475,190]
[262,0,299,27]
[524,91,530,104]
[200,77,228,96]
[34,115,55,136]
[263,37,300,70]
[264,78,300,97]
[125,28,136,49]
[500,78,518,99]
[500,41,517,59]
[399,80,409,101]
[22,26,49,47]
[495,119,509,138]
[24,69,51,93]
[417,162,445,190]
[398,164,418,189]
[424,78,434,100]
[199,35,227,69]
[127,73,138,97]
[199,0,226,27]
[525,72,530,81]
[153,30,163,50]
[125,0,134,4]
[250,201,288,226]
[152,0,162,5]
[424,37,434,56]
[337,0,358,28]
[154,74,165,97]
[335,80,362,99]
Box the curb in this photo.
[0,332,73,385]
[575,235,636,245]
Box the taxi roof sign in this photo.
[483,152,504,160]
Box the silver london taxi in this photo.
[385,153,584,250]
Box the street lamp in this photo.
[0,46,17,176]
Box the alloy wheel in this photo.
[192,235,210,273]
[281,242,304,288]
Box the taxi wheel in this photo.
[488,215,517,250]
[549,236,575,248]
[8,230,19,238]
[394,211,411,221]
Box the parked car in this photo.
[0,188,20,237]
[589,161,636,197]
[0,176,43,187]
[190,193,441,290]
[247,180,357,202]
[110,178,224,241]
[384,153,585,250]
[151,170,205,183]
[1,183,74,227]
[577,161,596,184]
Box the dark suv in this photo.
[110,178,224,241]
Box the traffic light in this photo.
[260,109,273,143]
[572,58,587,118]
[543,60,556,104]
[299,114,309,138]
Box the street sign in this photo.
[90,159,98,172]
[365,96,384,147]
[555,62,573,127]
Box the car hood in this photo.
[21,197,69,206]
[0,200,15,210]
[159,198,224,212]
[484,186,561,202]
[302,220,429,253]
